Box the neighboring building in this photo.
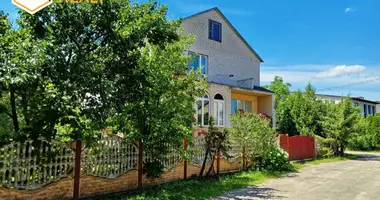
[182,7,275,129]
[377,101,380,114]
[316,94,378,117]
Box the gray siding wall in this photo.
[182,10,261,86]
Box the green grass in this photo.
[87,155,357,200]
[292,154,358,169]
[87,170,290,200]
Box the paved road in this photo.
[212,152,380,200]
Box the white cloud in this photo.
[315,65,365,78]
[261,64,380,100]
[345,7,355,13]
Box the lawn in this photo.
[86,155,357,200]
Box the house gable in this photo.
[182,7,262,86]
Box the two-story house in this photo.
[182,8,275,131]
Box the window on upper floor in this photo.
[364,104,367,117]
[209,20,222,42]
[354,102,359,107]
[188,51,207,75]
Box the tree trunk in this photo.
[10,86,19,132]
[21,93,29,126]
[199,148,209,177]
[206,151,215,176]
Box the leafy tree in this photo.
[264,76,291,108]
[12,0,202,143]
[288,84,324,136]
[0,12,49,141]
[230,111,276,169]
[264,76,297,135]
[322,97,362,155]
[348,114,380,150]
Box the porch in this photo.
[193,83,275,136]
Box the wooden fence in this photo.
[0,135,245,200]
[279,134,316,161]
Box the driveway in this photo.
[212,152,380,200]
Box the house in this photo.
[181,8,275,131]
[316,94,378,117]
[377,102,380,114]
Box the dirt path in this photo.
[212,152,380,200]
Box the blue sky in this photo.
[1,0,379,100]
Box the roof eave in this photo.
[182,7,264,63]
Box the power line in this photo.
[317,76,380,92]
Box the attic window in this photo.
[209,20,222,42]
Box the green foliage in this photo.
[348,114,380,150]
[253,147,291,171]
[289,84,324,137]
[1,1,206,179]
[322,97,362,155]
[264,76,297,135]
[230,111,276,163]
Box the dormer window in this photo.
[188,51,208,75]
[209,20,222,42]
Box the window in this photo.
[214,94,225,126]
[354,102,359,107]
[188,52,207,75]
[209,20,222,42]
[195,95,209,126]
[231,99,252,114]
[369,105,372,115]
[373,106,376,116]
[364,104,367,117]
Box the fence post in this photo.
[137,139,143,188]
[73,141,82,200]
[216,151,220,176]
[183,139,188,180]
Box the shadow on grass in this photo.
[86,170,291,200]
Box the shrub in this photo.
[253,147,291,171]
[230,112,276,169]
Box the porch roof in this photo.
[207,74,274,94]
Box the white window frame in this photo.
[231,99,252,114]
[188,51,208,75]
[195,95,210,126]
[214,99,225,127]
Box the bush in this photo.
[253,147,291,171]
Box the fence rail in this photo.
[0,139,75,190]
[0,135,247,200]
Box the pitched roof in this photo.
[183,7,264,63]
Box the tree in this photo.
[288,83,324,137]
[0,12,50,141]
[13,0,202,143]
[264,76,297,135]
[230,111,276,169]
[322,97,362,155]
[264,76,291,108]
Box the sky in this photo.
[1,0,379,101]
